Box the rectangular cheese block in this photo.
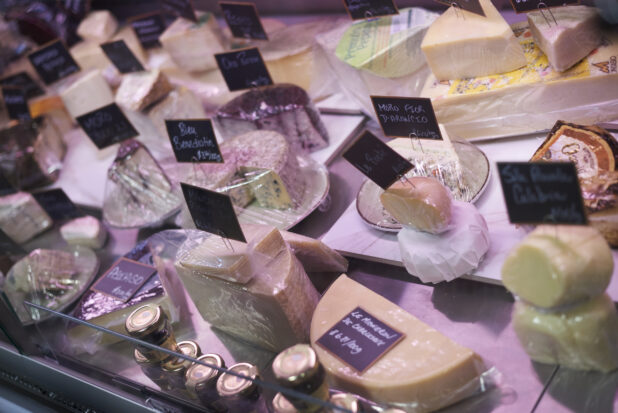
[513,294,618,372]
[115,70,172,112]
[420,0,526,81]
[60,70,115,119]
[77,10,118,43]
[0,192,52,244]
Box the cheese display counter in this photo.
[0,1,616,412]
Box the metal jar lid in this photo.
[125,305,165,338]
[329,393,359,413]
[185,354,225,397]
[272,392,299,413]
[272,344,320,387]
[162,340,203,373]
[216,362,259,399]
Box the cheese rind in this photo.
[0,192,52,244]
[77,11,118,43]
[60,216,108,249]
[513,294,618,372]
[311,275,485,410]
[115,70,172,112]
[501,225,613,309]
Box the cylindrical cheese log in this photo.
[502,225,613,308]
[513,294,618,372]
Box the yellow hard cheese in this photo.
[310,275,485,411]
[502,225,613,308]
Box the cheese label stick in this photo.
[1,87,30,121]
[32,188,83,221]
[509,0,580,13]
[161,0,197,22]
[215,47,273,92]
[433,0,486,17]
[92,257,156,302]
[101,40,145,74]
[371,96,443,140]
[165,119,224,163]
[130,12,167,49]
[76,103,138,149]
[220,2,268,40]
[28,39,80,85]
[343,0,398,20]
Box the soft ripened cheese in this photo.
[513,294,618,372]
[0,192,52,244]
[421,0,526,81]
[60,70,114,119]
[380,177,452,234]
[147,87,206,139]
[311,275,485,410]
[502,225,613,309]
[528,6,602,72]
[115,70,172,112]
[77,10,118,43]
[60,216,108,249]
[159,12,225,73]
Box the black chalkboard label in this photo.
[2,87,31,121]
[497,162,587,225]
[101,40,144,74]
[433,0,486,17]
[0,229,25,254]
[371,96,442,140]
[58,0,91,17]
[181,183,247,243]
[317,307,404,373]
[509,0,579,13]
[343,0,399,20]
[220,2,268,41]
[343,130,413,190]
[215,48,273,92]
[161,0,197,22]
[76,103,139,149]
[130,12,167,49]
[166,120,224,163]
[92,257,156,302]
[32,189,82,221]
[0,72,44,99]
[0,173,16,196]
[28,40,80,85]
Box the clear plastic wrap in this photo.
[59,215,108,249]
[2,246,99,324]
[0,191,52,244]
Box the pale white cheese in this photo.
[77,10,118,43]
[60,216,107,249]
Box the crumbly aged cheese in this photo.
[421,22,618,139]
[501,225,613,309]
[60,216,108,249]
[11,248,75,293]
[380,177,452,234]
[528,6,602,72]
[115,70,172,112]
[310,275,485,410]
[421,0,526,81]
[60,70,114,119]
[175,227,319,352]
[147,87,206,139]
[513,294,618,372]
[0,192,52,244]
[222,17,286,48]
[77,10,118,43]
[159,12,224,73]
[241,167,293,210]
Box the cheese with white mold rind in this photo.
[60,216,108,249]
[421,0,526,81]
[77,10,118,43]
[0,192,52,244]
[60,70,114,119]
[527,5,602,72]
[501,225,613,309]
[115,70,172,112]
[513,294,618,372]
[311,274,485,410]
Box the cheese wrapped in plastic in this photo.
[0,192,51,244]
[60,216,107,249]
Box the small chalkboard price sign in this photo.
[372,96,442,140]
[92,257,156,302]
[215,48,273,92]
[28,40,80,85]
[0,173,16,197]
[166,120,224,163]
[433,0,486,16]
[101,40,145,73]
[130,12,167,49]
[343,0,399,20]
[343,130,413,190]
[181,183,247,243]
[76,103,138,149]
[2,87,31,121]
[220,2,268,40]
[32,189,82,221]
[509,0,579,13]
[161,0,197,22]
[0,72,44,99]
[58,0,91,17]
[497,162,587,225]
[317,307,404,373]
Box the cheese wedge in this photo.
[502,225,613,308]
[115,70,172,112]
[60,70,114,119]
[421,0,526,81]
[77,10,118,43]
[60,216,107,249]
[311,275,485,411]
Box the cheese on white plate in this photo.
[311,275,486,411]
[59,70,115,119]
[60,216,108,249]
[0,192,52,244]
[77,10,118,43]
[528,5,602,72]
[501,225,613,309]
[421,0,526,81]
[115,70,172,112]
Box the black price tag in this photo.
[343,130,413,190]
[130,12,167,49]
[161,0,197,22]
[0,229,25,255]
[58,0,91,17]
[101,40,145,74]
[220,2,268,41]
[498,162,587,225]
[372,96,442,140]
[433,0,486,17]
[2,87,31,121]
[0,173,16,196]
[215,48,273,92]
[181,183,247,243]
[343,0,399,20]
[32,189,82,221]
[317,307,404,373]
[0,72,44,99]
[76,103,139,149]
[92,257,156,302]
[509,0,579,13]
[166,120,224,163]
[28,40,80,85]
